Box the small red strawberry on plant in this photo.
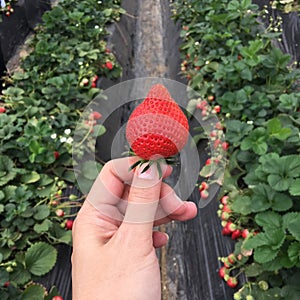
[89,111,102,120]
[105,61,113,70]
[218,266,227,278]
[242,229,250,239]
[231,229,242,240]
[65,220,74,230]
[52,296,64,300]
[54,151,60,160]
[228,253,236,264]
[126,84,189,176]
[0,107,6,113]
[227,277,238,288]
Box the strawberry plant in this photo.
[0,0,122,298]
[0,0,16,17]
[173,0,300,299]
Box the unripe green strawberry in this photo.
[126,84,189,160]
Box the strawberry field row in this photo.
[0,0,122,299]
[172,0,300,299]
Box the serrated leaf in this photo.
[25,242,57,276]
[244,263,263,277]
[290,179,300,196]
[10,264,31,285]
[21,284,45,300]
[230,196,252,215]
[20,171,40,184]
[244,229,285,250]
[272,192,293,212]
[267,174,291,191]
[243,233,268,250]
[287,219,300,241]
[254,246,279,264]
[33,219,52,233]
[33,205,50,221]
[262,255,283,271]
[255,211,282,229]
[288,242,300,264]
[283,212,300,228]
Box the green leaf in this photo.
[230,196,252,215]
[272,193,293,212]
[290,179,300,196]
[267,118,292,140]
[33,205,50,221]
[34,219,52,233]
[0,269,9,286]
[244,229,285,250]
[267,174,292,191]
[20,171,41,184]
[21,284,45,300]
[251,184,272,212]
[10,264,31,285]
[262,255,284,271]
[93,124,106,137]
[25,242,57,276]
[244,263,263,277]
[287,219,300,241]
[254,246,279,264]
[283,212,300,228]
[255,211,282,229]
[288,242,300,264]
[281,285,300,300]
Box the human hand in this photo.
[72,157,197,300]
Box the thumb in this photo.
[120,163,163,235]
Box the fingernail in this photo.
[138,164,155,180]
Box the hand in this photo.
[72,157,197,300]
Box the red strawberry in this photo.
[54,151,60,160]
[199,181,209,191]
[221,211,230,221]
[231,229,241,240]
[213,105,221,113]
[242,229,250,239]
[222,142,229,151]
[228,253,236,264]
[218,266,226,278]
[222,227,231,236]
[214,139,221,149]
[227,277,238,288]
[222,205,232,213]
[52,296,64,300]
[221,195,229,205]
[200,190,209,199]
[90,111,102,120]
[205,158,211,165]
[105,61,113,70]
[126,84,189,160]
[65,220,74,230]
[0,107,6,113]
